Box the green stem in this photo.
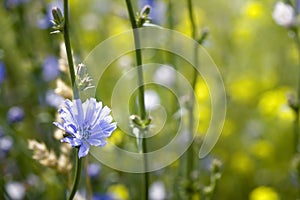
[63,0,79,99]
[186,0,198,190]
[167,0,174,29]
[187,0,197,39]
[124,0,149,200]
[63,1,81,199]
[68,149,82,200]
[125,0,146,119]
[85,158,93,200]
[292,28,300,198]
[293,28,300,153]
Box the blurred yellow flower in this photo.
[197,106,211,135]
[233,23,253,42]
[258,88,294,121]
[249,186,280,200]
[221,119,236,137]
[107,128,123,145]
[288,45,298,62]
[195,79,210,101]
[229,77,259,103]
[108,184,129,200]
[233,1,267,44]
[175,9,205,36]
[230,152,254,174]
[192,193,200,200]
[195,79,211,134]
[250,140,273,159]
[244,1,264,19]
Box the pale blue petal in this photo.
[59,107,76,124]
[100,121,117,133]
[89,133,105,140]
[78,141,90,158]
[99,106,111,120]
[90,102,103,128]
[61,137,82,147]
[90,121,117,137]
[74,99,84,127]
[53,122,64,130]
[84,98,96,124]
[87,138,106,146]
[64,123,77,135]
[64,99,73,108]
[104,116,113,123]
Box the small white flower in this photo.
[6,181,25,200]
[153,65,176,87]
[149,181,166,200]
[144,90,160,110]
[272,2,295,27]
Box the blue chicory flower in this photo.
[3,0,29,10]
[45,90,64,108]
[42,56,60,82]
[53,98,117,158]
[0,133,13,159]
[92,193,114,200]
[7,106,25,124]
[0,136,13,152]
[87,163,101,179]
[0,61,6,85]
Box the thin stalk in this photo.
[125,0,146,119]
[294,110,299,154]
[63,0,81,199]
[186,0,199,193]
[293,28,300,198]
[187,0,197,39]
[68,149,82,200]
[85,158,93,200]
[293,28,300,153]
[63,0,79,99]
[124,0,149,200]
[167,0,174,29]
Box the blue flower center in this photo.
[81,127,91,139]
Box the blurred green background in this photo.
[0,0,298,199]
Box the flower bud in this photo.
[76,63,94,91]
[141,5,151,17]
[51,7,64,33]
[287,92,298,111]
[137,5,152,27]
[210,158,222,179]
[197,27,209,45]
[52,7,64,24]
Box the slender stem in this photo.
[142,134,149,199]
[85,158,93,200]
[292,28,300,198]
[68,149,82,200]
[167,0,174,29]
[63,1,81,199]
[187,0,197,39]
[293,28,300,153]
[186,0,199,198]
[294,111,299,153]
[124,0,149,199]
[125,0,147,119]
[63,0,79,99]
